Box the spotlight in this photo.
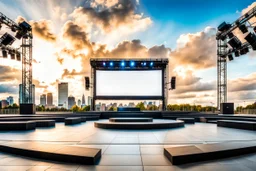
[110,62,113,67]
[240,47,249,55]
[150,62,154,66]
[218,22,231,32]
[121,61,125,67]
[103,62,106,66]
[227,32,234,39]
[235,51,240,57]
[228,36,242,49]
[245,32,256,50]
[228,54,233,61]
[144,62,147,66]
[9,50,15,60]
[239,24,248,34]
[130,61,135,67]
[2,50,7,58]
[16,52,21,61]
[0,33,15,46]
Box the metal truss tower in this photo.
[0,12,33,109]
[216,6,256,110]
[217,39,227,110]
[21,35,33,103]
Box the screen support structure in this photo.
[90,58,169,111]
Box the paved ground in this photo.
[0,119,255,170]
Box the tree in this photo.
[136,102,146,111]
[82,105,90,111]
[71,105,80,112]
[148,105,158,111]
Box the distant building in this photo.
[88,96,92,106]
[58,82,68,108]
[1,100,9,108]
[101,103,106,111]
[68,96,76,109]
[40,94,46,106]
[7,96,14,105]
[47,93,53,106]
[78,99,81,107]
[82,94,85,105]
[32,84,35,104]
[95,103,101,111]
[128,102,135,107]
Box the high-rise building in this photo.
[88,96,92,106]
[32,84,35,104]
[1,100,9,108]
[40,94,46,106]
[82,94,85,105]
[58,82,68,108]
[19,84,35,104]
[47,93,53,106]
[6,96,14,105]
[78,99,81,107]
[68,96,76,109]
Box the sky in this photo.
[0,0,256,107]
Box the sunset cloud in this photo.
[71,0,152,34]
[171,27,217,70]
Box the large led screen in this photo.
[96,70,162,96]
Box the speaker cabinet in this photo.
[221,103,234,114]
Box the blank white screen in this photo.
[96,70,162,96]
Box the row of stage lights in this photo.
[217,20,256,61]
[102,61,154,67]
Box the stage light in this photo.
[245,32,256,50]
[235,51,240,57]
[16,52,21,61]
[130,61,135,67]
[103,62,106,66]
[239,24,248,34]
[2,50,7,58]
[227,32,234,39]
[150,62,154,66]
[228,36,242,49]
[121,61,125,67]
[0,33,15,46]
[218,22,231,32]
[110,62,113,67]
[240,47,249,55]
[144,62,147,66]
[228,54,233,61]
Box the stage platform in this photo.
[94,120,184,129]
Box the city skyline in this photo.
[0,0,256,107]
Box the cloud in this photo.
[171,27,217,70]
[0,66,20,82]
[62,21,93,51]
[91,0,119,8]
[71,0,152,34]
[16,16,57,42]
[0,84,18,94]
[229,72,256,92]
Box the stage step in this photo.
[164,141,256,165]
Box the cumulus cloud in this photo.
[0,66,20,82]
[229,72,256,92]
[62,21,92,51]
[71,0,152,34]
[91,0,119,8]
[171,27,217,70]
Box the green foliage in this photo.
[136,102,146,111]
[148,105,158,111]
[166,104,216,112]
[71,105,80,112]
[82,105,90,111]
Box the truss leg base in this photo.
[20,104,35,114]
